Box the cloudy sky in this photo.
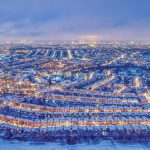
[0,0,150,40]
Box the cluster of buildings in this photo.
[0,41,149,143]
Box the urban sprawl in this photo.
[0,41,150,143]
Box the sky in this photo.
[0,0,150,41]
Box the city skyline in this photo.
[0,1,150,148]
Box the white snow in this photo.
[0,140,150,150]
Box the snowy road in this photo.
[0,140,150,150]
